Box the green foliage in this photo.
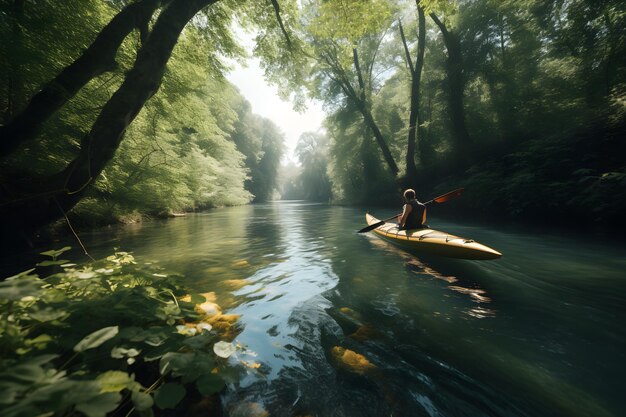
[1,0,624,227]
[74,326,120,353]
[278,162,305,200]
[309,0,393,44]
[290,132,333,202]
[0,0,118,124]
[71,25,257,221]
[238,0,310,109]
[291,0,626,226]
[326,109,398,205]
[154,382,186,409]
[2,0,291,228]
[0,250,245,416]
[437,111,626,225]
[420,0,457,16]
[0,0,124,181]
[229,96,285,202]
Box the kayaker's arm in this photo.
[398,204,412,228]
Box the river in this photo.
[4,201,626,417]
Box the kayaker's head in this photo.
[403,189,416,201]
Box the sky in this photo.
[226,56,326,165]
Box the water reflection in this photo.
[365,235,497,320]
[227,203,340,387]
[5,202,623,417]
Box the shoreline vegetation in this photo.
[0,249,248,417]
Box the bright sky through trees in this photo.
[226,30,325,165]
[227,59,325,165]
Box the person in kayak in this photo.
[397,189,426,230]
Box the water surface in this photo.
[7,202,626,416]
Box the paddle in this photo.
[357,188,465,233]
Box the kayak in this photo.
[365,213,502,260]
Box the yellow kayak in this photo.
[365,213,502,260]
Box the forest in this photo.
[2,0,624,241]
[283,0,625,228]
[0,0,625,415]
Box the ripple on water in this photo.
[372,296,401,317]
[17,203,624,417]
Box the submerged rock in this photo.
[230,402,269,417]
[331,346,376,375]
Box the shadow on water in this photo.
[2,202,624,417]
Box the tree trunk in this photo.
[5,0,25,121]
[348,49,399,176]
[430,13,472,167]
[398,20,414,74]
[398,19,416,180]
[0,0,216,232]
[497,17,520,142]
[402,3,426,182]
[360,105,399,176]
[352,48,366,102]
[0,0,162,157]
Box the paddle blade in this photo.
[357,221,385,234]
[433,188,464,204]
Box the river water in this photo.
[8,202,626,416]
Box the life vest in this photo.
[403,199,425,230]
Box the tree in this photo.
[294,132,332,201]
[0,0,162,156]
[398,1,427,183]
[429,11,472,167]
[229,95,285,202]
[85,29,253,221]
[248,119,284,202]
[306,0,400,176]
[325,105,397,205]
[278,162,304,200]
[0,0,295,235]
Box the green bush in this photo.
[0,249,243,416]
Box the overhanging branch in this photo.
[270,0,292,50]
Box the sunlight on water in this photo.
[15,201,624,417]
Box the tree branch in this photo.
[429,12,448,38]
[0,0,218,231]
[352,48,366,102]
[0,0,163,157]
[270,0,292,50]
[398,19,415,75]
